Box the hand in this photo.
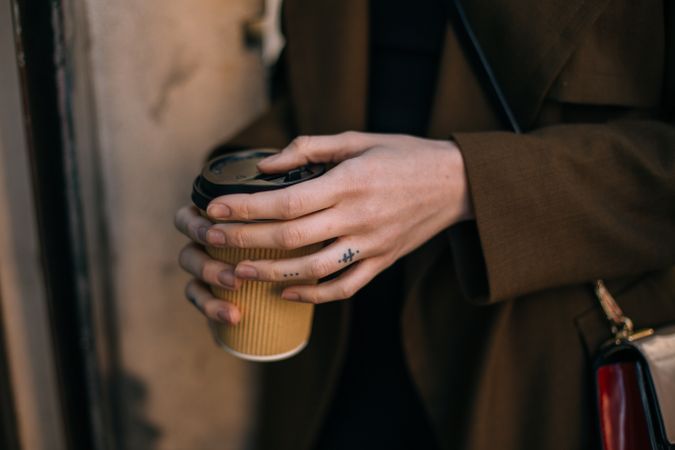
[174,205,243,325]
[198,131,472,305]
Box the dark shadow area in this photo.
[113,373,162,450]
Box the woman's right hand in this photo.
[174,205,242,325]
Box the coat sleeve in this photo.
[448,119,675,303]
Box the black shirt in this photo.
[312,1,446,449]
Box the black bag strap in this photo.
[448,0,522,134]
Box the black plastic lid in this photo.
[191,149,326,211]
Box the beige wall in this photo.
[85,1,267,448]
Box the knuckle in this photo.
[304,292,321,305]
[226,229,247,248]
[174,207,187,230]
[200,259,221,284]
[291,135,312,153]
[186,220,203,241]
[237,200,251,221]
[336,283,356,300]
[201,301,219,319]
[277,225,303,249]
[308,258,331,279]
[178,245,195,271]
[176,217,191,237]
[340,130,360,144]
[268,265,284,281]
[281,192,303,219]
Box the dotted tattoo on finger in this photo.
[338,248,359,264]
[283,272,300,278]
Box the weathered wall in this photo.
[85,1,267,448]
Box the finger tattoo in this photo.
[281,248,360,280]
[338,248,359,264]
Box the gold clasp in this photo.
[594,280,654,343]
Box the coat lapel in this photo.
[445,0,611,129]
[284,0,612,135]
[283,0,369,134]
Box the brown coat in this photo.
[215,0,675,449]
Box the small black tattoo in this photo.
[339,248,359,264]
[284,272,300,278]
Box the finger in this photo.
[232,238,366,282]
[206,208,347,249]
[174,205,212,244]
[185,279,241,325]
[178,243,242,290]
[279,257,385,304]
[257,132,381,173]
[206,172,340,222]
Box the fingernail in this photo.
[217,309,240,325]
[282,291,300,301]
[217,270,235,289]
[206,229,226,245]
[207,203,231,219]
[235,265,258,280]
[216,309,231,324]
[197,226,209,243]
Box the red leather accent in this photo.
[597,362,652,450]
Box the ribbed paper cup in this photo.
[191,148,327,362]
[205,243,321,361]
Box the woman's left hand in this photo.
[202,131,473,304]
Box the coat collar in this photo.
[457,0,611,129]
[283,0,610,134]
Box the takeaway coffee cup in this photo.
[191,149,326,362]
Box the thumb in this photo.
[257,132,373,173]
